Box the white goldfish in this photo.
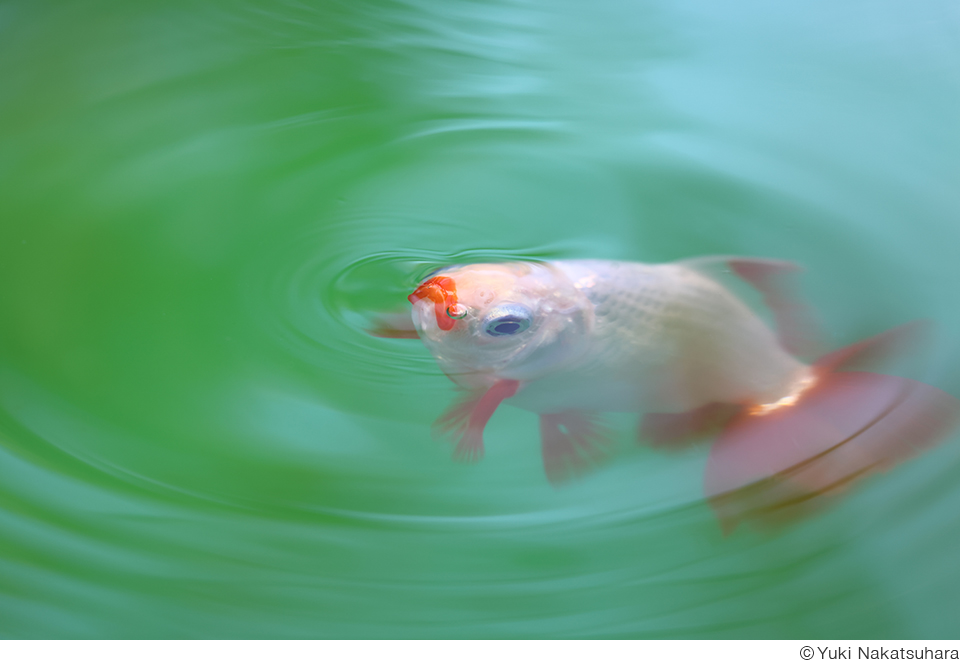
[383,258,959,530]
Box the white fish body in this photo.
[411,259,808,416]
[400,257,958,529]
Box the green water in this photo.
[1,0,959,639]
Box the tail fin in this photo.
[704,328,960,533]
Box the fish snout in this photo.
[408,276,460,331]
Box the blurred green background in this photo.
[1,0,959,638]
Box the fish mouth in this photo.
[408,276,459,331]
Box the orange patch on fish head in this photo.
[408,276,460,331]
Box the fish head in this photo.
[408,262,594,385]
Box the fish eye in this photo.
[482,304,533,337]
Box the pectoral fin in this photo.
[432,379,520,461]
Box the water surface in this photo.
[1,0,959,638]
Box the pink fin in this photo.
[640,403,741,449]
[540,412,613,485]
[816,320,929,373]
[367,313,420,339]
[728,258,823,358]
[433,380,520,462]
[705,368,960,533]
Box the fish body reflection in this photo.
[394,259,959,531]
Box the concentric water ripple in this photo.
[0,0,959,639]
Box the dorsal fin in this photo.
[681,256,825,360]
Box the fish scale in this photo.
[533,260,804,413]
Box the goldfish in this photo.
[378,258,959,531]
